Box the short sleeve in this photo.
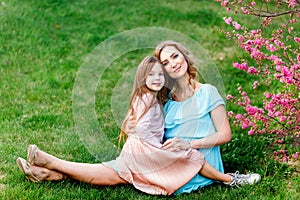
[206,84,225,112]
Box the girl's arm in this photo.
[133,94,163,148]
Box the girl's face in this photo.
[145,63,165,92]
[159,46,188,79]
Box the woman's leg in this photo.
[31,147,127,185]
[199,162,231,182]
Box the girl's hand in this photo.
[162,137,191,151]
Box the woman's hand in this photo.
[162,137,191,151]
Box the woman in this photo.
[153,40,241,194]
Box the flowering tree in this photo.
[216,0,299,162]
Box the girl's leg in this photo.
[31,147,127,185]
[199,162,231,182]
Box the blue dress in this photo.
[163,84,225,194]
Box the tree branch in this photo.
[251,9,300,18]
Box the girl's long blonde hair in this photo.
[118,56,168,148]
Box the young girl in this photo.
[102,56,205,195]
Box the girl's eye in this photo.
[159,72,164,76]
[148,73,154,76]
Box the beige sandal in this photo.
[16,157,40,182]
[27,144,38,165]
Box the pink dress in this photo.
[103,93,204,195]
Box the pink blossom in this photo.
[266,44,278,52]
[282,156,287,162]
[233,62,248,70]
[242,121,249,129]
[232,21,241,30]
[241,91,247,96]
[274,151,278,156]
[226,94,234,100]
[228,111,234,117]
[248,129,255,135]
[264,93,272,98]
[251,2,256,6]
[277,139,283,143]
[223,17,232,25]
[279,116,287,122]
[275,111,282,117]
[253,81,259,89]
[266,102,275,109]
[247,66,257,74]
[294,37,300,43]
[236,114,243,119]
[246,105,257,116]
[293,152,299,159]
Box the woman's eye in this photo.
[173,54,178,59]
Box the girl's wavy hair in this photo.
[154,40,198,103]
[118,56,168,148]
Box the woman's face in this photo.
[159,46,188,79]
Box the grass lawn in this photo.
[0,0,299,199]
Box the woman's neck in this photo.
[172,74,196,102]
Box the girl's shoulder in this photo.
[134,93,156,106]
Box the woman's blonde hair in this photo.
[118,56,168,148]
[154,40,198,96]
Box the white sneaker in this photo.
[224,171,261,187]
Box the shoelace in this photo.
[229,171,251,187]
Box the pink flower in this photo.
[251,2,256,6]
[279,116,287,122]
[274,151,278,156]
[223,17,232,25]
[248,129,255,135]
[266,44,278,52]
[241,91,247,96]
[247,66,257,74]
[264,93,272,98]
[226,94,234,100]
[253,81,259,89]
[228,111,234,117]
[293,152,299,159]
[232,21,241,30]
[294,37,300,43]
[246,105,258,116]
[235,114,243,119]
[275,111,282,117]
[282,156,287,162]
[242,122,249,129]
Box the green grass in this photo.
[0,0,299,199]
